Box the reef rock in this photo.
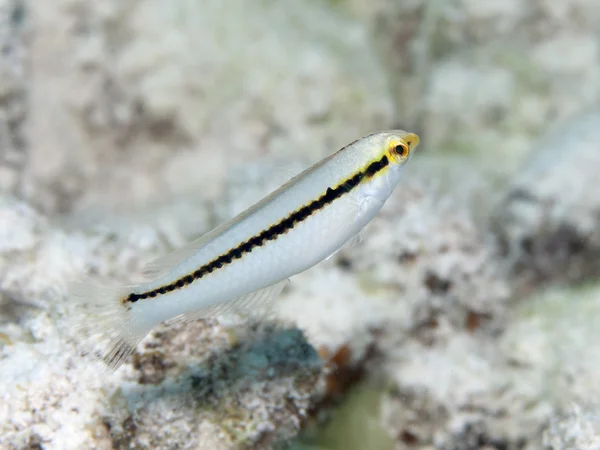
[0,195,324,450]
[19,0,392,214]
[494,109,600,284]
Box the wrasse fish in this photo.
[71,130,420,370]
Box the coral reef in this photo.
[543,404,600,449]
[0,0,27,194]
[22,0,392,214]
[0,158,514,449]
[494,109,600,284]
[370,0,600,172]
[378,271,600,450]
[0,194,324,449]
[2,0,600,449]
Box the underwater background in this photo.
[1,0,600,449]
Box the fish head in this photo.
[356,130,420,201]
[383,130,420,166]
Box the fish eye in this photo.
[394,143,408,158]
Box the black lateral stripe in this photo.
[125,154,389,304]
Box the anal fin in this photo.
[166,279,290,324]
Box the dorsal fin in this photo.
[142,219,235,278]
[142,154,336,279]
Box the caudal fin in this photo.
[69,279,151,371]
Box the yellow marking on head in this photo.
[386,132,420,164]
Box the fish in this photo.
[70,130,420,370]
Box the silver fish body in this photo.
[71,130,420,369]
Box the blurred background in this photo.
[1,1,600,449]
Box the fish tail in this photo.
[69,279,150,371]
